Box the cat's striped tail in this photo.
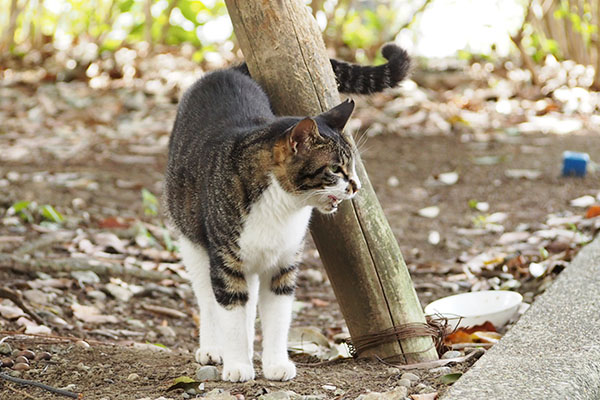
[232,43,410,95]
[331,44,411,94]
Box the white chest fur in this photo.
[238,176,312,274]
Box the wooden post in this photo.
[225,0,438,363]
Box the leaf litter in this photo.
[0,49,599,399]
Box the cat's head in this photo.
[273,99,361,214]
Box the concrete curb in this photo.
[442,236,600,400]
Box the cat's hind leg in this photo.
[258,265,297,381]
[179,237,222,365]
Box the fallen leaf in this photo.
[310,298,330,307]
[72,303,118,324]
[439,373,462,384]
[570,195,595,208]
[167,376,202,392]
[585,205,600,218]
[418,206,440,219]
[505,169,541,180]
[410,393,438,400]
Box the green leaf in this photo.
[11,201,31,213]
[141,188,158,216]
[440,372,462,384]
[40,205,64,223]
[468,199,478,209]
[167,375,201,392]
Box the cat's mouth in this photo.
[327,195,341,212]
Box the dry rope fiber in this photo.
[345,318,449,360]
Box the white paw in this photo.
[195,347,222,365]
[222,362,255,382]
[263,360,296,381]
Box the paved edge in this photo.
[442,235,600,400]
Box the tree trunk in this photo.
[224,0,438,363]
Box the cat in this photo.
[164,43,410,382]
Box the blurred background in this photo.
[1,0,600,87]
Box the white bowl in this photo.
[424,290,523,330]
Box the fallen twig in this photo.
[449,342,494,350]
[377,347,485,370]
[0,287,45,325]
[0,253,186,283]
[13,231,75,257]
[141,303,187,318]
[0,330,116,347]
[0,372,80,399]
[5,384,40,400]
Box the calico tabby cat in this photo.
[165,44,410,382]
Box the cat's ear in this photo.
[289,117,321,154]
[318,98,355,131]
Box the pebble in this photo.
[17,350,35,359]
[87,290,107,301]
[75,340,91,348]
[35,351,52,361]
[356,387,408,399]
[0,343,12,355]
[13,362,30,371]
[9,370,21,378]
[386,367,400,375]
[15,356,29,364]
[429,366,452,375]
[397,378,412,387]
[442,350,462,359]
[126,373,140,382]
[156,325,176,338]
[400,372,419,382]
[258,391,299,400]
[1,357,14,367]
[196,365,219,381]
[105,283,133,302]
[299,396,326,400]
[321,385,336,391]
[203,389,237,400]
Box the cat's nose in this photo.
[347,178,361,194]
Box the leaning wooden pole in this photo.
[225,0,438,363]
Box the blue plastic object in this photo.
[562,151,589,177]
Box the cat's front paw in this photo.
[222,362,255,382]
[263,360,296,381]
[195,347,222,365]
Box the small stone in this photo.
[429,366,452,375]
[401,372,419,382]
[203,389,237,400]
[356,387,408,399]
[60,384,77,392]
[126,373,140,382]
[9,370,22,378]
[156,325,176,338]
[235,395,245,400]
[196,365,219,381]
[322,385,336,391]
[442,350,462,359]
[105,283,133,302]
[1,357,14,367]
[397,378,412,387]
[259,391,297,400]
[71,270,100,285]
[35,351,52,361]
[87,290,107,301]
[13,362,30,371]
[75,340,91,348]
[386,367,400,375]
[15,356,29,364]
[0,343,12,355]
[17,350,35,359]
[299,396,326,400]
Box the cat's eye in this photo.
[330,165,343,174]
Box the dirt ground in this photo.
[0,75,599,399]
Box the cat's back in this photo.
[175,69,273,134]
